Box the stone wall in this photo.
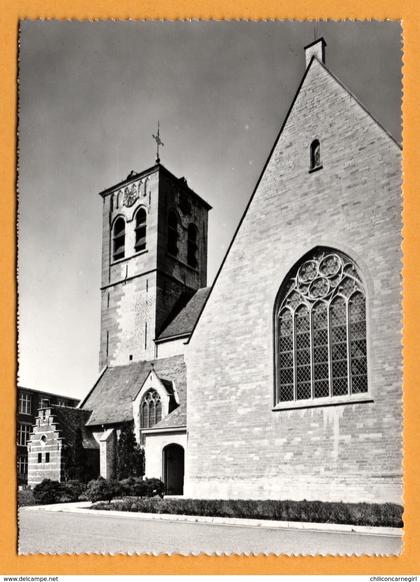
[185,59,402,503]
[98,166,209,369]
[143,430,186,481]
[155,337,188,359]
[99,169,160,368]
[98,428,117,480]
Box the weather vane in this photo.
[152,121,164,163]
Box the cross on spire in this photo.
[152,121,164,163]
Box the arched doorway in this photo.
[162,444,184,495]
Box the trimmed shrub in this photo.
[33,479,63,505]
[86,477,121,503]
[60,480,87,502]
[18,488,36,507]
[118,477,164,498]
[143,478,165,498]
[119,477,137,496]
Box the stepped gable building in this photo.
[27,405,98,487]
[17,387,79,485]
[28,38,402,504]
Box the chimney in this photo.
[304,37,326,68]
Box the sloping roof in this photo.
[157,287,211,341]
[48,405,98,449]
[81,355,186,427]
[150,402,186,431]
[18,386,80,404]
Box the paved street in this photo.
[19,508,402,555]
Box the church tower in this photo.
[98,161,211,369]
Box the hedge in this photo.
[91,497,403,528]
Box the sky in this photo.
[18,20,402,399]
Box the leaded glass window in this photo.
[312,302,329,398]
[140,389,162,429]
[275,249,368,404]
[349,292,368,394]
[295,305,311,400]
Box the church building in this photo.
[27,38,402,504]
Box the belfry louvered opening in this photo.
[187,223,199,268]
[112,216,126,261]
[275,249,368,405]
[167,210,179,256]
[134,207,147,252]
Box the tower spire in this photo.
[152,121,164,164]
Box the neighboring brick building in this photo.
[27,406,98,487]
[17,387,79,485]
[28,38,402,504]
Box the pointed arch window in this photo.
[167,211,179,256]
[187,224,199,268]
[135,207,147,252]
[140,389,162,429]
[275,249,368,405]
[310,139,322,171]
[112,217,125,261]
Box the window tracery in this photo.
[140,389,162,429]
[275,249,368,404]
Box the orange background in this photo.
[1,0,418,575]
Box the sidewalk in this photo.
[23,501,402,538]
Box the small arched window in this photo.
[275,249,367,404]
[134,207,147,252]
[167,211,179,256]
[140,389,162,429]
[187,224,199,268]
[112,217,126,261]
[310,139,321,171]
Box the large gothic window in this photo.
[140,389,162,429]
[112,217,126,261]
[134,207,147,252]
[275,249,368,404]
